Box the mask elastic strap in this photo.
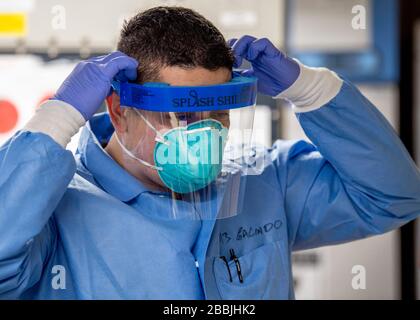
[114,132,163,171]
[133,109,170,146]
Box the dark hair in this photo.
[117,6,234,83]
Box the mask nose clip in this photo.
[183,126,213,135]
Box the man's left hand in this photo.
[228,35,300,96]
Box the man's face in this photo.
[108,66,232,191]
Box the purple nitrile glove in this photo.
[228,36,300,97]
[54,51,138,120]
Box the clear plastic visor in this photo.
[112,76,257,220]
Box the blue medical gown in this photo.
[0,80,419,299]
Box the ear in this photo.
[107,93,128,133]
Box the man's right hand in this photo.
[54,51,138,120]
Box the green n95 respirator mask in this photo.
[115,112,228,194]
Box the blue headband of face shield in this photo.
[111,73,258,112]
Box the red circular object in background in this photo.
[0,100,19,134]
[37,92,55,107]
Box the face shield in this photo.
[111,73,257,220]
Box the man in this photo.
[0,6,419,299]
